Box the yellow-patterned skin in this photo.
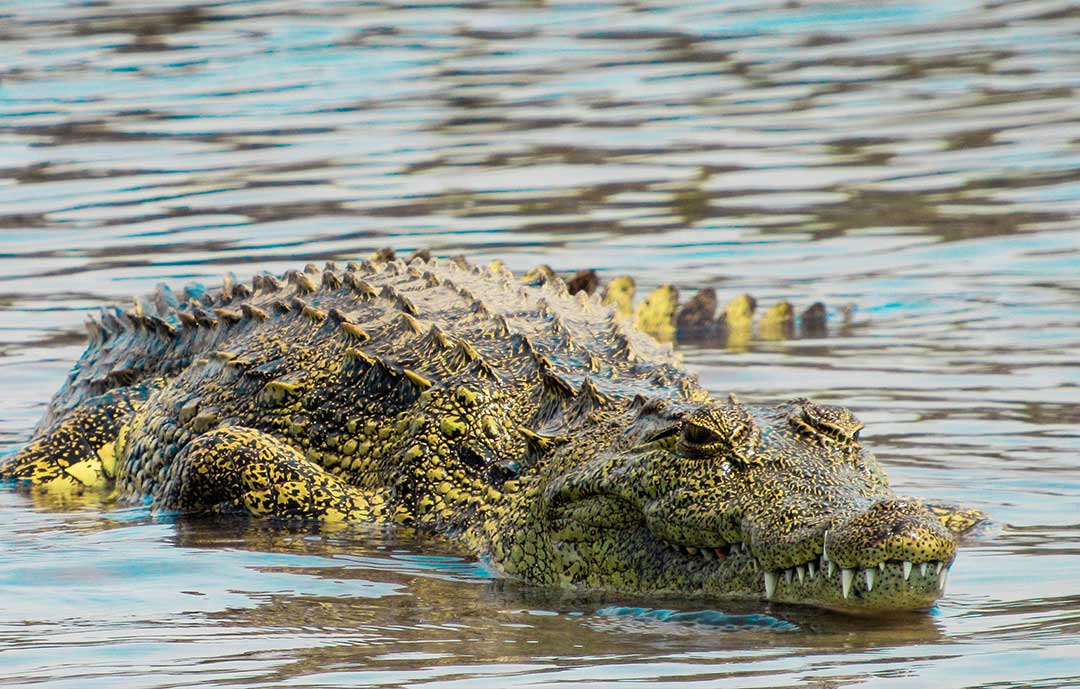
[0,254,983,613]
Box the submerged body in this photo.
[1,254,981,613]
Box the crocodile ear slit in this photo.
[644,425,680,444]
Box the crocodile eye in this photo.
[679,402,761,463]
[682,423,721,446]
[788,399,863,450]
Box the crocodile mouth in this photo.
[663,536,954,611]
[543,476,956,612]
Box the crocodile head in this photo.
[485,395,957,613]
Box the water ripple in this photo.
[0,0,1078,687]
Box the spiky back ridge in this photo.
[43,256,703,446]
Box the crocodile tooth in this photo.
[822,530,829,561]
[902,560,912,581]
[764,571,778,599]
[702,548,715,560]
[841,568,854,599]
[807,561,816,579]
[784,569,793,585]
[920,562,929,577]
[865,567,875,592]
[936,561,944,576]
[686,546,699,556]
[828,561,835,578]
[796,565,805,584]
[938,567,949,591]
[879,562,886,572]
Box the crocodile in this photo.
[0,253,984,613]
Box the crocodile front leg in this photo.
[162,426,389,522]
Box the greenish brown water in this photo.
[1,1,1078,687]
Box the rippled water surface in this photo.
[1,0,1078,687]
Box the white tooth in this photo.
[764,571,778,599]
[828,560,835,578]
[822,530,829,561]
[808,561,816,579]
[841,568,854,599]
[920,562,929,577]
[938,568,949,591]
[902,560,912,581]
[879,562,886,572]
[936,562,944,576]
[687,546,699,556]
[797,565,806,584]
[784,569,793,585]
[865,567,875,592]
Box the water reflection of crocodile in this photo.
[1,251,984,613]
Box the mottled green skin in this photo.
[1,255,977,612]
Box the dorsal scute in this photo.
[570,376,609,418]
[285,269,317,295]
[322,270,343,290]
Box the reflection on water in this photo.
[0,0,1078,687]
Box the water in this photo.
[1,0,1078,686]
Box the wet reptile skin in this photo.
[0,254,984,613]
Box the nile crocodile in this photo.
[0,253,983,613]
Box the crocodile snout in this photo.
[825,499,957,570]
